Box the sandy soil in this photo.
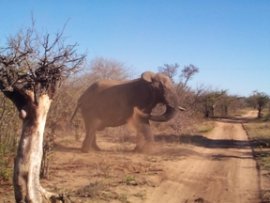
[0,113,261,203]
[146,121,260,203]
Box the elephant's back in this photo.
[78,80,125,107]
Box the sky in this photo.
[0,0,269,96]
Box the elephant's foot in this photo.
[133,145,143,152]
[91,144,101,151]
[81,146,90,153]
[81,144,101,153]
[134,142,154,153]
[81,140,91,153]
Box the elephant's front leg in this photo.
[133,118,154,152]
[91,134,101,151]
[81,126,97,153]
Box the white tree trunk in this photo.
[13,94,56,202]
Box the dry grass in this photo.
[244,122,270,141]
[244,120,270,169]
[195,121,215,134]
[235,108,255,117]
[244,119,270,202]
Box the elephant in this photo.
[71,71,185,152]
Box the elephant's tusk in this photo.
[178,106,186,111]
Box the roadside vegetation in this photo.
[243,103,270,170]
[243,105,270,201]
[0,96,20,184]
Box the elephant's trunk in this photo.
[149,105,176,122]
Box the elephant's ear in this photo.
[141,71,155,82]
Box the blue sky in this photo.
[0,0,269,96]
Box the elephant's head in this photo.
[141,71,185,122]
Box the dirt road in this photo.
[145,121,260,203]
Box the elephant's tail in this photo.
[70,104,80,123]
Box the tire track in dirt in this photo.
[145,121,260,203]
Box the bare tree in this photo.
[180,64,199,87]
[0,24,85,202]
[89,57,129,81]
[158,63,179,81]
